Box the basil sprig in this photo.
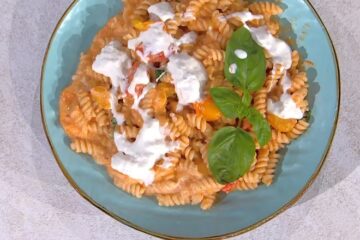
[208,27,271,184]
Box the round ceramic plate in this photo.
[41,0,340,239]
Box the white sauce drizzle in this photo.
[148,2,175,22]
[128,23,197,64]
[167,53,208,106]
[112,84,179,185]
[225,11,263,23]
[234,49,248,59]
[92,41,131,93]
[177,31,198,46]
[92,42,179,185]
[248,26,292,69]
[128,22,177,63]
[92,41,132,124]
[267,72,304,119]
[229,63,237,74]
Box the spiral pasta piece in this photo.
[236,178,259,191]
[117,124,140,140]
[131,0,156,20]
[252,148,270,177]
[286,120,309,140]
[290,72,308,92]
[262,152,281,186]
[200,194,216,210]
[157,193,191,207]
[249,2,283,16]
[253,88,267,117]
[186,114,212,135]
[291,50,300,70]
[77,90,96,121]
[170,113,193,137]
[113,177,145,198]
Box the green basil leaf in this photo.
[305,110,312,122]
[210,87,247,119]
[155,69,165,80]
[246,108,272,146]
[208,127,256,184]
[111,117,117,126]
[242,90,252,107]
[224,27,266,93]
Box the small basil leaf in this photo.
[155,69,165,80]
[111,117,117,126]
[246,108,272,146]
[208,127,256,184]
[224,27,266,93]
[210,87,247,119]
[305,110,312,122]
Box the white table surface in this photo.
[0,0,359,239]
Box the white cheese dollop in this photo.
[225,11,263,23]
[177,31,198,46]
[92,41,132,92]
[111,84,179,185]
[148,2,175,22]
[167,53,208,106]
[92,42,180,185]
[128,22,176,63]
[229,63,237,74]
[235,49,248,59]
[267,72,304,119]
[92,41,132,124]
[248,26,292,69]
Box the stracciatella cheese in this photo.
[176,31,198,46]
[148,2,175,22]
[93,41,182,185]
[92,41,132,92]
[167,53,208,106]
[248,26,292,69]
[92,41,132,124]
[128,22,177,63]
[268,72,304,119]
[111,84,179,185]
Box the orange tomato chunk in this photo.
[90,86,111,110]
[132,19,154,31]
[194,97,222,121]
[267,113,297,133]
[222,182,237,193]
[157,82,175,97]
[153,90,167,113]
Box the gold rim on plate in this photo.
[40,1,341,239]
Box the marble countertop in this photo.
[0,0,359,239]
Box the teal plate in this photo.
[41,0,340,239]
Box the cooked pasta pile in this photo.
[59,0,310,210]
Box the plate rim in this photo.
[40,0,341,239]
